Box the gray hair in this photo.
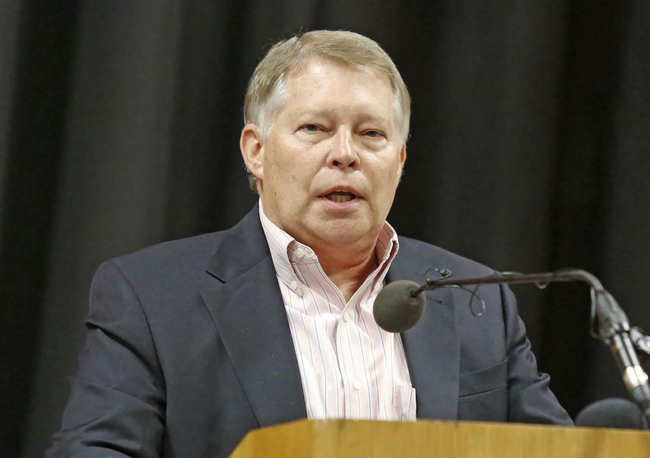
[243,30,411,190]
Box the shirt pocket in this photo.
[393,385,416,421]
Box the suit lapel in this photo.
[388,241,460,420]
[200,206,307,427]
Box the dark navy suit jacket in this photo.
[48,205,572,457]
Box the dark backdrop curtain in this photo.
[1,1,648,456]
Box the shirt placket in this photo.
[336,298,359,418]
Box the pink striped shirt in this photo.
[259,203,416,421]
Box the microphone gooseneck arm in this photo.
[413,268,650,424]
[412,269,604,296]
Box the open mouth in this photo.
[324,191,356,203]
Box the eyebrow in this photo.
[296,109,391,127]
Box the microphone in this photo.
[576,398,649,430]
[372,280,426,333]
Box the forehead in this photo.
[282,59,394,114]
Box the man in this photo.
[48,30,571,458]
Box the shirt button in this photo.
[343,312,351,322]
[374,283,383,293]
[290,280,298,290]
[295,248,304,259]
[352,379,363,391]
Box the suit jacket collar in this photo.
[205,204,268,283]
[202,205,459,423]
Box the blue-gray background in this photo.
[1,1,649,456]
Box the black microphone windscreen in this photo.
[373,280,426,333]
[575,398,649,430]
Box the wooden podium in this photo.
[230,419,650,457]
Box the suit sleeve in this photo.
[47,261,166,458]
[501,284,574,425]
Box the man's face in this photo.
[243,59,406,251]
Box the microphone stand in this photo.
[416,269,650,425]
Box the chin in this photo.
[314,221,372,244]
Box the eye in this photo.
[363,130,384,139]
[301,124,321,132]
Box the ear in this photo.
[397,143,407,179]
[240,124,265,182]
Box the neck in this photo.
[316,244,379,303]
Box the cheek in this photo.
[374,162,400,186]
[268,156,309,195]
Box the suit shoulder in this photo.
[397,235,496,277]
[106,230,226,279]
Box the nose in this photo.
[328,128,359,171]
